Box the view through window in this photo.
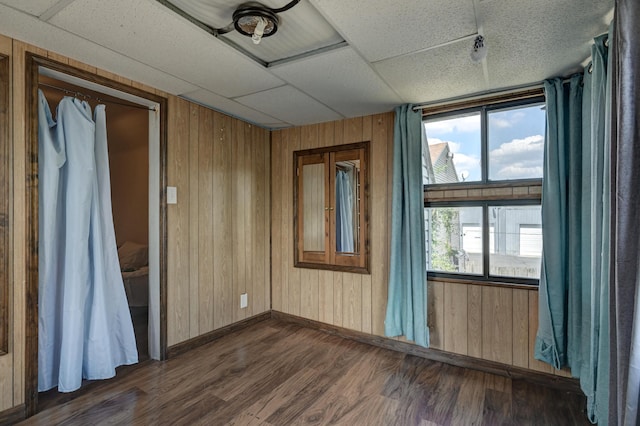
[423,98,545,284]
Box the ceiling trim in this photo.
[267,41,348,68]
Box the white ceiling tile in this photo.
[48,0,285,97]
[478,0,614,88]
[0,0,63,16]
[271,47,400,117]
[181,88,288,127]
[311,0,477,62]
[374,39,488,104]
[166,0,344,63]
[234,85,342,126]
[0,4,197,95]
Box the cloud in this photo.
[424,115,480,136]
[452,152,480,181]
[490,117,511,128]
[489,135,544,179]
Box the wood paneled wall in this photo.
[0,33,15,414]
[2,36,172,413]
[271,114,568,378]
[1,33,271,414]
[272,114,394,336]
[166,99,271,346]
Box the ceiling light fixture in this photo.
[213,0,301,45]
[470,35,488,62]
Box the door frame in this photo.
[24,53,168,416]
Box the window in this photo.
[294,142,370,273]
[423,95,545,286]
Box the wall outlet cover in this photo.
[240,293,248,309]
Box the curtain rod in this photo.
[39,82,156,112]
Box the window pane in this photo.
[488,205,542,279]
[488,104,545,180]
[425,206,483,274]
[424,113,481,184]
[302,163,325,252]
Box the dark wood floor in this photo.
[20,319,589,425]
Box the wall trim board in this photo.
[0,404,25,425]
[0,53,9,357]
[167,312,271,358]
[271,310,581,394]
[23,52,169,417]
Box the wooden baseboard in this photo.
[167,312,271,358]
[0,404,25,425]
[271,310,582,394]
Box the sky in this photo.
[424,104,546,182]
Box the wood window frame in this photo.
[294,141,370,274]
[0,53,9,356]
[23,53,169,416]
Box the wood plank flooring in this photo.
[19,319,589,425]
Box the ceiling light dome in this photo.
[233,3,279,44]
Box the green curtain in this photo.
[535,32,612,424]
[384,104,428,347]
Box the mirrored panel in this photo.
[302,162,325,252]
[335,159,360,254]
[295,142,369,274]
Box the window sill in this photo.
[427,274,539,290]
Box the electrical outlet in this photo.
[240,293,248,309]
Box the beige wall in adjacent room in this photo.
[108,108,149,247]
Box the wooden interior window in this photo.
[294,142,370,274]
[0,53,9,356]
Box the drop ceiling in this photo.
[0,0,614,129]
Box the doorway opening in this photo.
[24,54,167,416]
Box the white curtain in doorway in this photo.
[38,90,138,393]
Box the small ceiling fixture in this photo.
[470,35,488,62]
[214,0,301,45]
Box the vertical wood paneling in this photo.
[212,112,232,329]
[287,128,301,316]
[444,283,468,355]
[371,114,391,337]
[252,125,267,316]
[0,37,11,406]
[187,104,200,339]
[271,131,283,312]
[428,281,445,349]
[343,273,362,331]
[280,129,291,314]
[333,273,343,327]
[263,129,271,313]
[318,270,334,324]
[482,287,513,365]
[0,35,13,412]
[167,96,190,346]
[467,285,483,359]
[528,291,553,373]
[512,289,529,368]
[197,108,214,333]
[232,120,247,323]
